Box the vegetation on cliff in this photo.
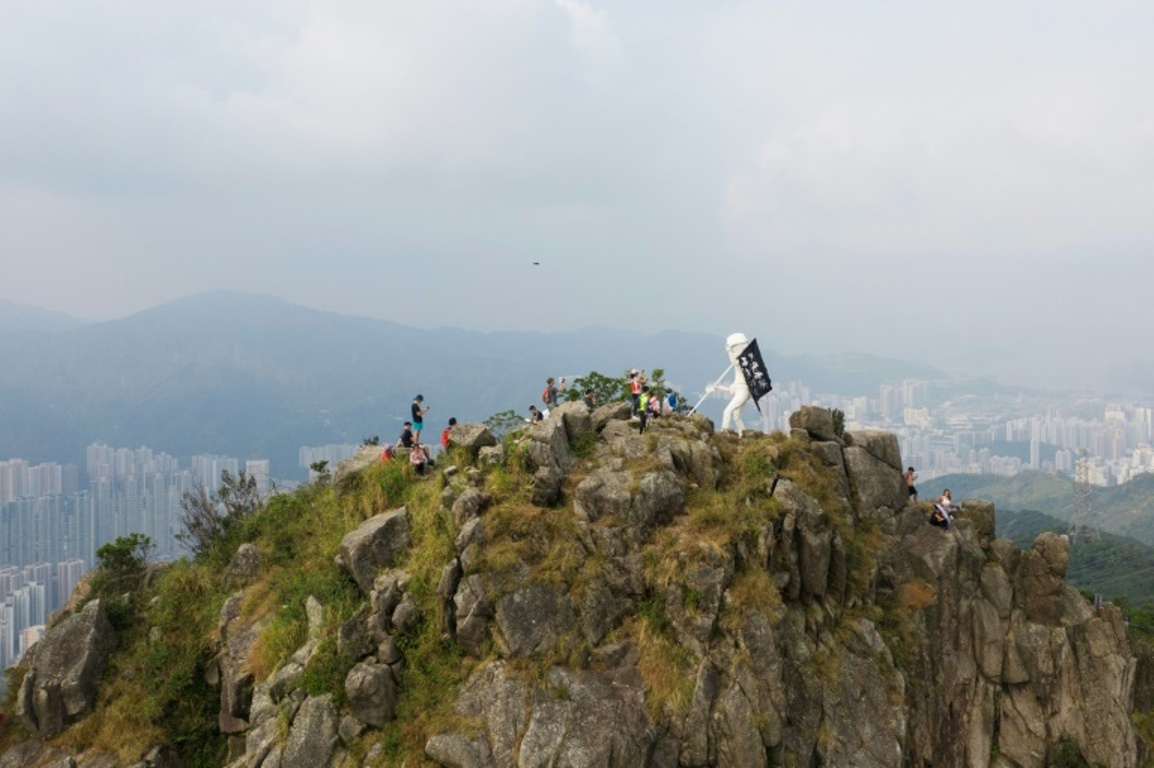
[1,404,1148,767]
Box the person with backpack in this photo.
[441,417,457,452]
[542,377,566,411]
[638,386,651,434]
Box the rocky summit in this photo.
[1,404,1148,767]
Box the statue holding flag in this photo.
[721,332,753,431]
[694,331,774,432]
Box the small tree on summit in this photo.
[565,370,630,405]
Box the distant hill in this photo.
[998,507,1154,606]
[0,299,89,332]
[941,470,1154,546]
[933,471,1075,519]
[0,291,946,479]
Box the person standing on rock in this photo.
[411,394,430,443]
[904,467,918,503]
[543,377,566,409]
[629,369,642,416]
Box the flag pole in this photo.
[689,364,734,415]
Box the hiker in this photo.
[542,377,566,409]
[638,386,651,434]
[904,467,918,503]
[528,404,544,423]
[441,417,457,452]
[379,443,395,464]
[629,370,642,416]
[411,395,430,443]
[399,422,415,449]
[409,442,431,475]
[646,389,661,419]
[931,489,955,530]
[583,388,596,409]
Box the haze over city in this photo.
[3,1,1153,392]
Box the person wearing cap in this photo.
[411,394,430,443]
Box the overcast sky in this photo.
[2,1,1152,391]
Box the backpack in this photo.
[542,386,551,404]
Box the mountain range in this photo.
[0,292,944,478]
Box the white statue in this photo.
[720,332,751,432]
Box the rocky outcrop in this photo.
[18,599,116,739]
[338,507,412,593]
[7,407,1144,768]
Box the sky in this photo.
[2,1,1153,391]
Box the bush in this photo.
[177,470,264,559]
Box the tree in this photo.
[177,469,264,557]
[94,533,153,588]
[484,409,527,439]
[566,370,631,406]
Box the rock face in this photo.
[18,599,116,738]
[338,507,412,593]
[6,408,1145,768]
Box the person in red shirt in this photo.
[441,417,457,452]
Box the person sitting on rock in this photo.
[409,442,433,475]
[930,489,955,530]
[528,404,544,423]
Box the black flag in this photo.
[736,338,773,411]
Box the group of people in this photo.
[528,371,677,433]
[905,466,959,530]
[379,395,462,476]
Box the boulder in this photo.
[282,694,339,767]
[591,401,632,432]
[451,488,488,527]
[448,423,498,456]
[19,599,116,738]
[843,442,905,514]
[226,542,262,582]
[554,400,594,445]
[338,507,412,593]
[842,430,903,471]
[789,406,839,442]
[345,661,397,728]
[333,445,387,489]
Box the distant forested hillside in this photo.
[940,471,1154,547]
[998,508,1154,606]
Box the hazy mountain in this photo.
[0,299,89,332]
[0,291,946,478]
